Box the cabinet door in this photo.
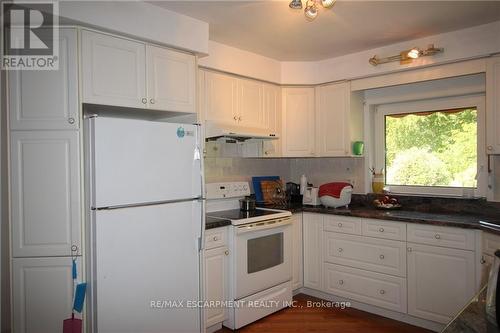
[316,82,350,156]
[13,257,82,333]
[146,45,195,113]
[486,56,500,154]
[203,70,238,125]
[407,243,476,323]
[82,30,146,108]
[262,84,282,157]
[10,131,81,257]
[204,246,229,327]
[282,88,315,157]
[292,214,303,290]
[8,28,78,130]
[237,78,265,128]
[303,213,323,291]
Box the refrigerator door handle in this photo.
[93,197,202,211]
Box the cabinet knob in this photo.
[339,279,344,285]
[71,245,78,253]
[213,236,218,241]
[487,146,493,151]
[379,254,385,260]
[338,248,343,253]
[238,116,242,121]
[379,227,384,232]
[338,223,343,228]
[141,98,147,104]
[68,117,75,125]
[150,98,155,104]
[435,234,441,239]
[379,289,386,295]
[224,250,229,256]
[407,247,412,252]
[264,151,269,155]
[233,116,238,121]
[480,256,486,264]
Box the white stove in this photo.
[205,182,293,330]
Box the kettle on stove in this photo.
[486,250,500,326]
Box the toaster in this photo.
[302,186,321,206]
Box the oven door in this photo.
[234,218,292,300]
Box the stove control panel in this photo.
[206,182,251,199]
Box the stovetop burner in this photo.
[208,208,282,221]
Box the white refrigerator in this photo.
[85,117,204,333]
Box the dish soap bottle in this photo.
[300,174,307,195]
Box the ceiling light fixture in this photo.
[289,0,336,21]
[369,44,444,66]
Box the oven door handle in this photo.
[236,217,292,234]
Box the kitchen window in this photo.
[374,96,486,197]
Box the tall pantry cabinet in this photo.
[7,28,83,333]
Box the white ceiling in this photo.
[151,1,500,61]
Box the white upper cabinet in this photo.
[316,82,351,156]
[13,257,82,333]
[282,87,315,157]
[203,70,238,124]
[146,45,195,113]
[486,56,500,154]
[237,78,266,129]
[262,83,281,157]
[10,131,81,257]
[82,30,146,109]
[9,28,78,130]
[82,30,196,113]
[407,243,475,324]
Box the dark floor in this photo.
[217,293,433,333]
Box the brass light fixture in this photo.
[289,0,336,21]
[369,44,444,66]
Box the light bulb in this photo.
[289,0,303,9]
[321,0,336,8]
[407,48,420,59]
[304,3,318,20]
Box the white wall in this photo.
[59,1,209,55]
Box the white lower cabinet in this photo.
[303,213,323,290]
[407,242,476,324]
[292,213,303,290]
[13,257,82,333]
[204,228,229,328]
[324,263,407,313]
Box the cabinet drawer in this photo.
[483,232,500,256]
[407,224,475,250]
[362,219,406,241]
[324,215,362,235]
[205,227,228,250]
[324,263,407,313]
[324,233,406,277]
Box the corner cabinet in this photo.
[281,87,315,157]
[303,213,323,290]
[82,30,195,113]
[486,56,500,154]
[291,213,303,290]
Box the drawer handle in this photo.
[435,234,441,239]
[225,250,229,256]
[379,254,385,260]
[213,236,218,241]
[338,248,343,253]
[379,289,386,295]
[339,280,344,285]
[379,227,384,232]
[338,223,343,228]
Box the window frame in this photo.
[374,95,486,198]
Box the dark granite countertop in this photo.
[205,216,231,230]
[257,203,500,234]
[442,285,500,333]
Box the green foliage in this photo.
[385,108,477,188]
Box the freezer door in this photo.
[90,117,202,208]
[94,200,202,333]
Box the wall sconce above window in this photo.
[369,44,444,66]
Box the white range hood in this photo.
[204,121,279,140]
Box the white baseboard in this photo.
[297,287,445,332]
[206,322,222,333]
